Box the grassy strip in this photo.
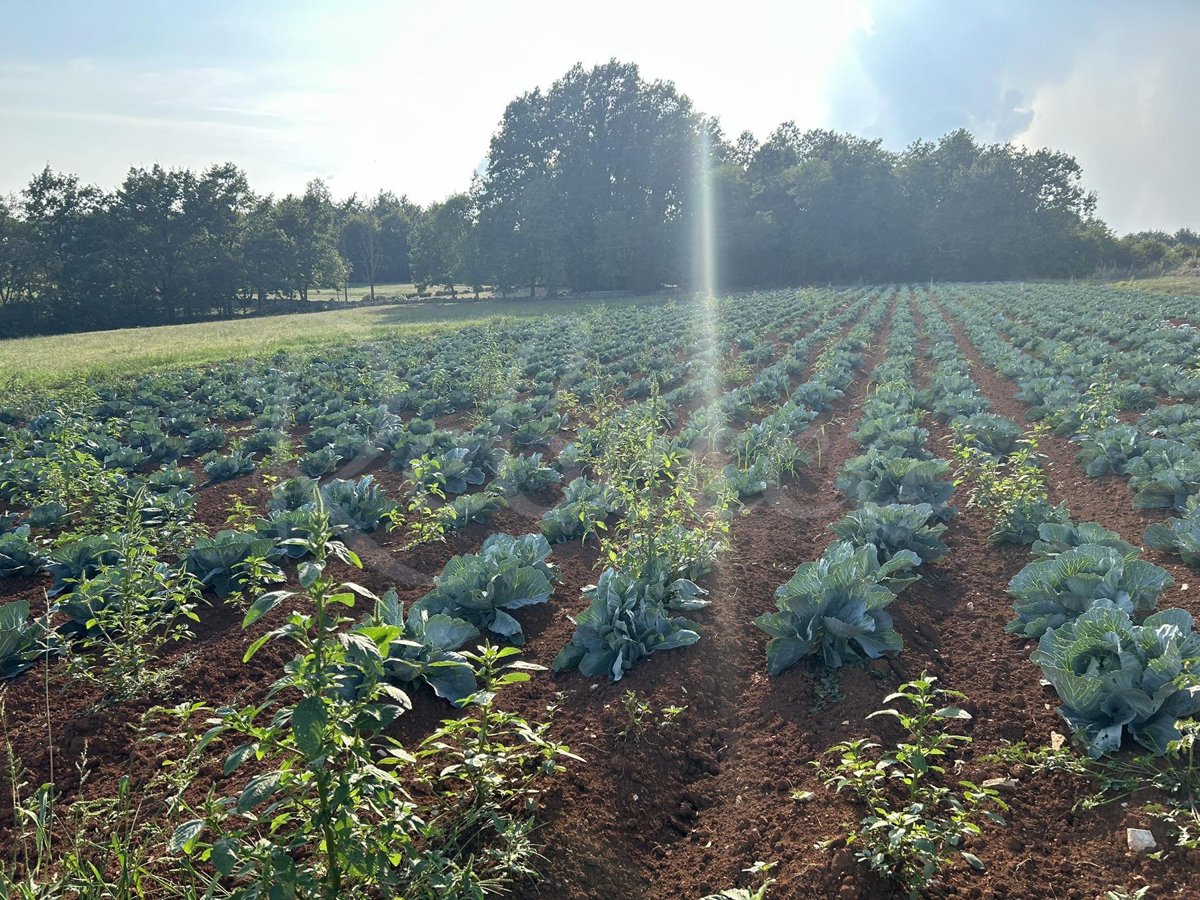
[1111,273,1200,298]
[0,294,673,389]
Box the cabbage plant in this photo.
[754,541,918,674]
[1007,543,1173,638]
[494,452,562,493]
[540,477,621,543]
[45,534,126,596]
[320,476,397,532]
[836,451,955,521]
[1029,521,1137,561]
[1144,504,1200,567]
[830,502,949,564]
[202,449,257,483]
[951,413,1024,458]
[411,533,556,645]
[552,567,701,681]
[1071,424,1145,476]
[185,530,280,597]
[0,526,43,579]
[0,600,56,680]
[341,589,479,705]
[1031,601,1200,757]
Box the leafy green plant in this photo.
[1032,602,1200,758]
[836,450,955,522]
[699,861,777,900]
[443,490,504,529]
[184,530,281,598]
[1145,504,1200,566]
[57,525,200,699]
[0,600,57,680]
[1030,520,1138,560]
[0,526,42,580]
[1007,543,1173,638]
[168,511,574,897]
[951,428,1061,544]
[320,475,397,532]
[552,567,702,681]
[722,461,770,499]
[539,476,621,544]
[614,689,686,742]
[495,451,562,493]
[201,449,257,484]
[755,541,917,674]
[819,675,1006,898]
[830,501,949,564]
[340,588,479,705]
[297,445,343,478]
[44,534,125,596]
[411,533,556,645]
[254,507,327,559]
[1072,424,1145,476]
[950,413,1024,458]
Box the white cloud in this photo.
[1014,20,1200,233]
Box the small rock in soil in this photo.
[1126,828,1157,853]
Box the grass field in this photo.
[0,294,671,389]
[1111,273,1200,297]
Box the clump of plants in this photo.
[818,675,1006,898]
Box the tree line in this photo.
[0,59,1191,338]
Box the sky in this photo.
[0,0,1196,234]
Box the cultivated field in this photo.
[2,283,1200,898]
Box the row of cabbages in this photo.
[755,294,963,674]
[932,287,1200,760]
[942,284,1200,561]
[552,291,894,681]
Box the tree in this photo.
[409,193,477,298]
[341,207,385,301]
[275,179,345,301]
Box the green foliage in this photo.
[1007,543,1173,638]
[0,601,56,681]
[539,476,621,544]
[614,690,686,742]
[319,475,397,532]
[297,445,342,478]
[184,530,281,598]
[1144,504,1200,567]
[552,567,702,681]
[950,413,1025,458]
[819,675,1006,898]
[45,533,125,596]
[836,450,955,522]
[166,511,575,897]
[1030,520,1138,560]
[830,501,949,564]
[495,451,562,493]
[951,428,1063,544]
[342,588,479,706]
[1072,424,1145,476]
[0,526,42,579]
[755,541,918,674]
[411,533,556,645]
[201,448,256,483]
[57,524,200,700]
[1031,602,1200,758]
